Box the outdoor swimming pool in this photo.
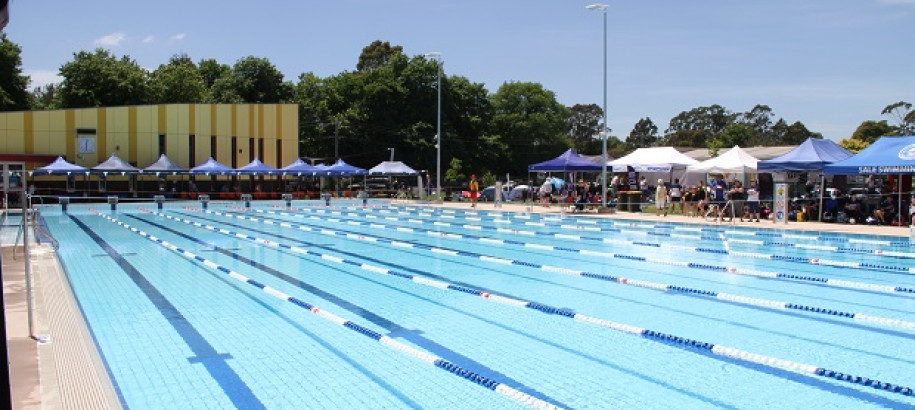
[37,200,915,409]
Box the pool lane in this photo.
[157,208,915,404]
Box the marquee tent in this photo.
[368,161,418,175]
[281,159,317,174]
[190,157,233,174]
[31,156,88,175]
[93,153,139,173]
[608,147,698,173]
[757,138,852,172]
[528,149,604,172]
[142,154,187,173]
[236,159,279,175]
[823,136,915,175]
[687,145,759,174]
[326,159,367,176]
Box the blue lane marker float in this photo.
[185,207,915,331]
[93,210,561,409]
[241,207,915,299]
[385,203,915,248]
[314,204,915,272]
[145,209,915,399]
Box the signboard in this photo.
[774,183,788,224]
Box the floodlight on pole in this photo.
[587,3,609,209]
[424,52,443,200]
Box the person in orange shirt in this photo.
[469,174,480,208]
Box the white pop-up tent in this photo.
[608,147,698,173]
[368,161,418,175]
[687,145,759,174]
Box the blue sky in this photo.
[7,0,914,142]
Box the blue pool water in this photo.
[37,200,915,409]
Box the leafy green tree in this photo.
[663,104,734,147]
[445,157,465,185]
[626,117,660,150]
[567,103,603,154]
[707,123,754,155]
[838,137,869,153]
[0,34,32,111]
[30,83,60,109]
[489,81,570,175]
[150,54,206,103]
[58,48,150,108]
[198,58,230,90]
[881,101,914,135]
[606,135,628,159]
[738,104,774,144]
[211,56,293,103]
[850,120,893,144]
[357,40,403,72]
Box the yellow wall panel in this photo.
[128,107,137,164]
[262,105,276,140]
[5,112,25,153]
[24,112,33,154]
[47,111,67,156]
[217,105,231,137]
[96,108,107,162]
[65,110,75,162]
[31,111,49,154]
[107,107,130,162]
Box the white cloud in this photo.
[25,70,63,88]
[170,33,186,41]
[94,32,126,47]
[142,35,155,43]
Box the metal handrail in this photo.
[31,211,59,251]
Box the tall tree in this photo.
[489,81,570,175]
[850,120,893,144]
[708,123,754,155]
[149,54,206,103]
[738,104,774,145]
[58,48,150,108]
[0,34,32,111]
[626,117,660,150]
[198,58,230,90]
[567,103,603,154]
[211,56,293,103]
[357,40,403,72]
[30,83,59,110]
[663,104,734,147]
[881,101,914,135]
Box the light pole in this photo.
[387,147,395,162]
[587,3,609,209]
[425,52,443,200]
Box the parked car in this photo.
[480,186,508,202]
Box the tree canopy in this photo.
[0,34,30,111]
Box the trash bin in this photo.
[619,191,632,212]
[627,191,642,212]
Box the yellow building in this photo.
[0,103,299,202]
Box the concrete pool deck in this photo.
[1,201,911,409]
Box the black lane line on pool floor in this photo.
[169,211,915,369]
[209,209,915,336]
[127,213,571,409]
[69,215,266,410]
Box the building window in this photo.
[231,136,237,168]
[275,139,282,168]
[249,138,255,162]
[188,134,196,167]
[158,133,166,156]
[258,138,265,163]
[210,135,217,158]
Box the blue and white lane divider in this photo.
[185,208,915,330]
[92,211,560,410]
[375,204,915,261]
[242,207,915,298]
[154,210,915,398]
[387,204,915,248]
[273,206,915,274]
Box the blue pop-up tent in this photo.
[326,159,367,176]
[825,136,915,224]
[757,138,852,172]
[31,156,88,175]
[236,159,279,175]
[824,136,915,175]
[528,149,604,172]
[281,159,317,175]
[190,157,233,174]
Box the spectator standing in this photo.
[655,179,668,216]
[469,174,480,208]
[746,180,760,222]
[669,178,682,214]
